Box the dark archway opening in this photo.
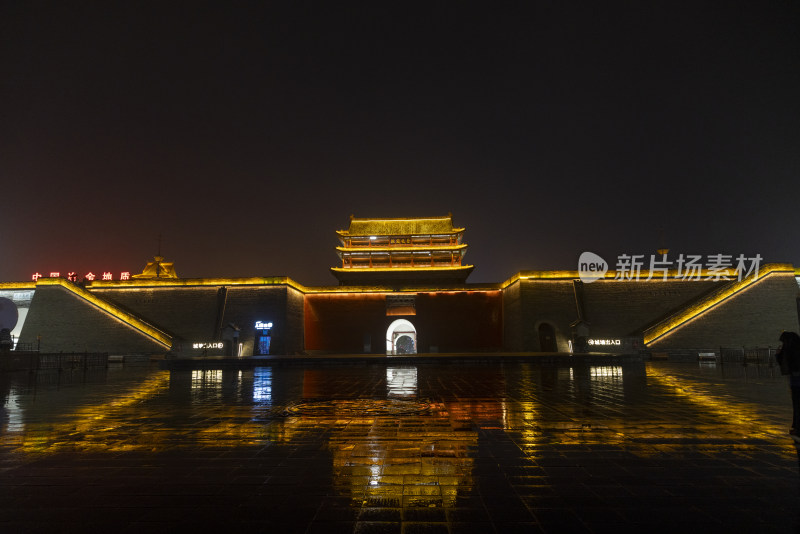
[538,323,557,352]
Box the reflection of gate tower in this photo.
[331,215,474,286]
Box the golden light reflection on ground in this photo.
[3,361,796,512]
[3,362,798,532]
[328,411,476,507]
[499,363,797,461]
[1,375,481,506]
[644,364,796,454]
[4,372,171,454]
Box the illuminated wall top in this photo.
[331,215,474,286]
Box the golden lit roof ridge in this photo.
[337,214,464,237]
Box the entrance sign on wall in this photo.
[587,339,621,346]
[193,342,224,349]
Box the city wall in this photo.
[8,268,800,356]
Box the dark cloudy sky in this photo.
[2,2,798,285]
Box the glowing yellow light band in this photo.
[0,282,37,290]
[336,244,467,252]
[89,276,308,293]
[88,275,498,294]
[331,265,473,272]
[499,266,779,289]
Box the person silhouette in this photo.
[777,331,800,441]
[0,328,12,353]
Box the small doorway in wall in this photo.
[538,323,557,352]
[386,319,417,355]
[255,322,272,355]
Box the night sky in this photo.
[2,2,798,286]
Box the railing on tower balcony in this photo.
[342,250,463,269]
[345,234,460,247]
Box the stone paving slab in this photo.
[1,361,799,532]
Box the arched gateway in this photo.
[386,319,417,355]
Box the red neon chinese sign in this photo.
[32,271,132,282]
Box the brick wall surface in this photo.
[504,275,797,351]
[502,283,522,351]
[582,279,718,336]
[220,286,295,355]
[414,291,502,352]
[517,280,577,351]
[304,293,386,353]
[285,287,305,354]
[93,287,219,341]
[18,285,166,354]
[96,285,303,355]
[649,272,800,350]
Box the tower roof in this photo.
[132,256,179,279]
[337,215,464,237]
[332,214,472,286]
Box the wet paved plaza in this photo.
[1,360,799,533]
